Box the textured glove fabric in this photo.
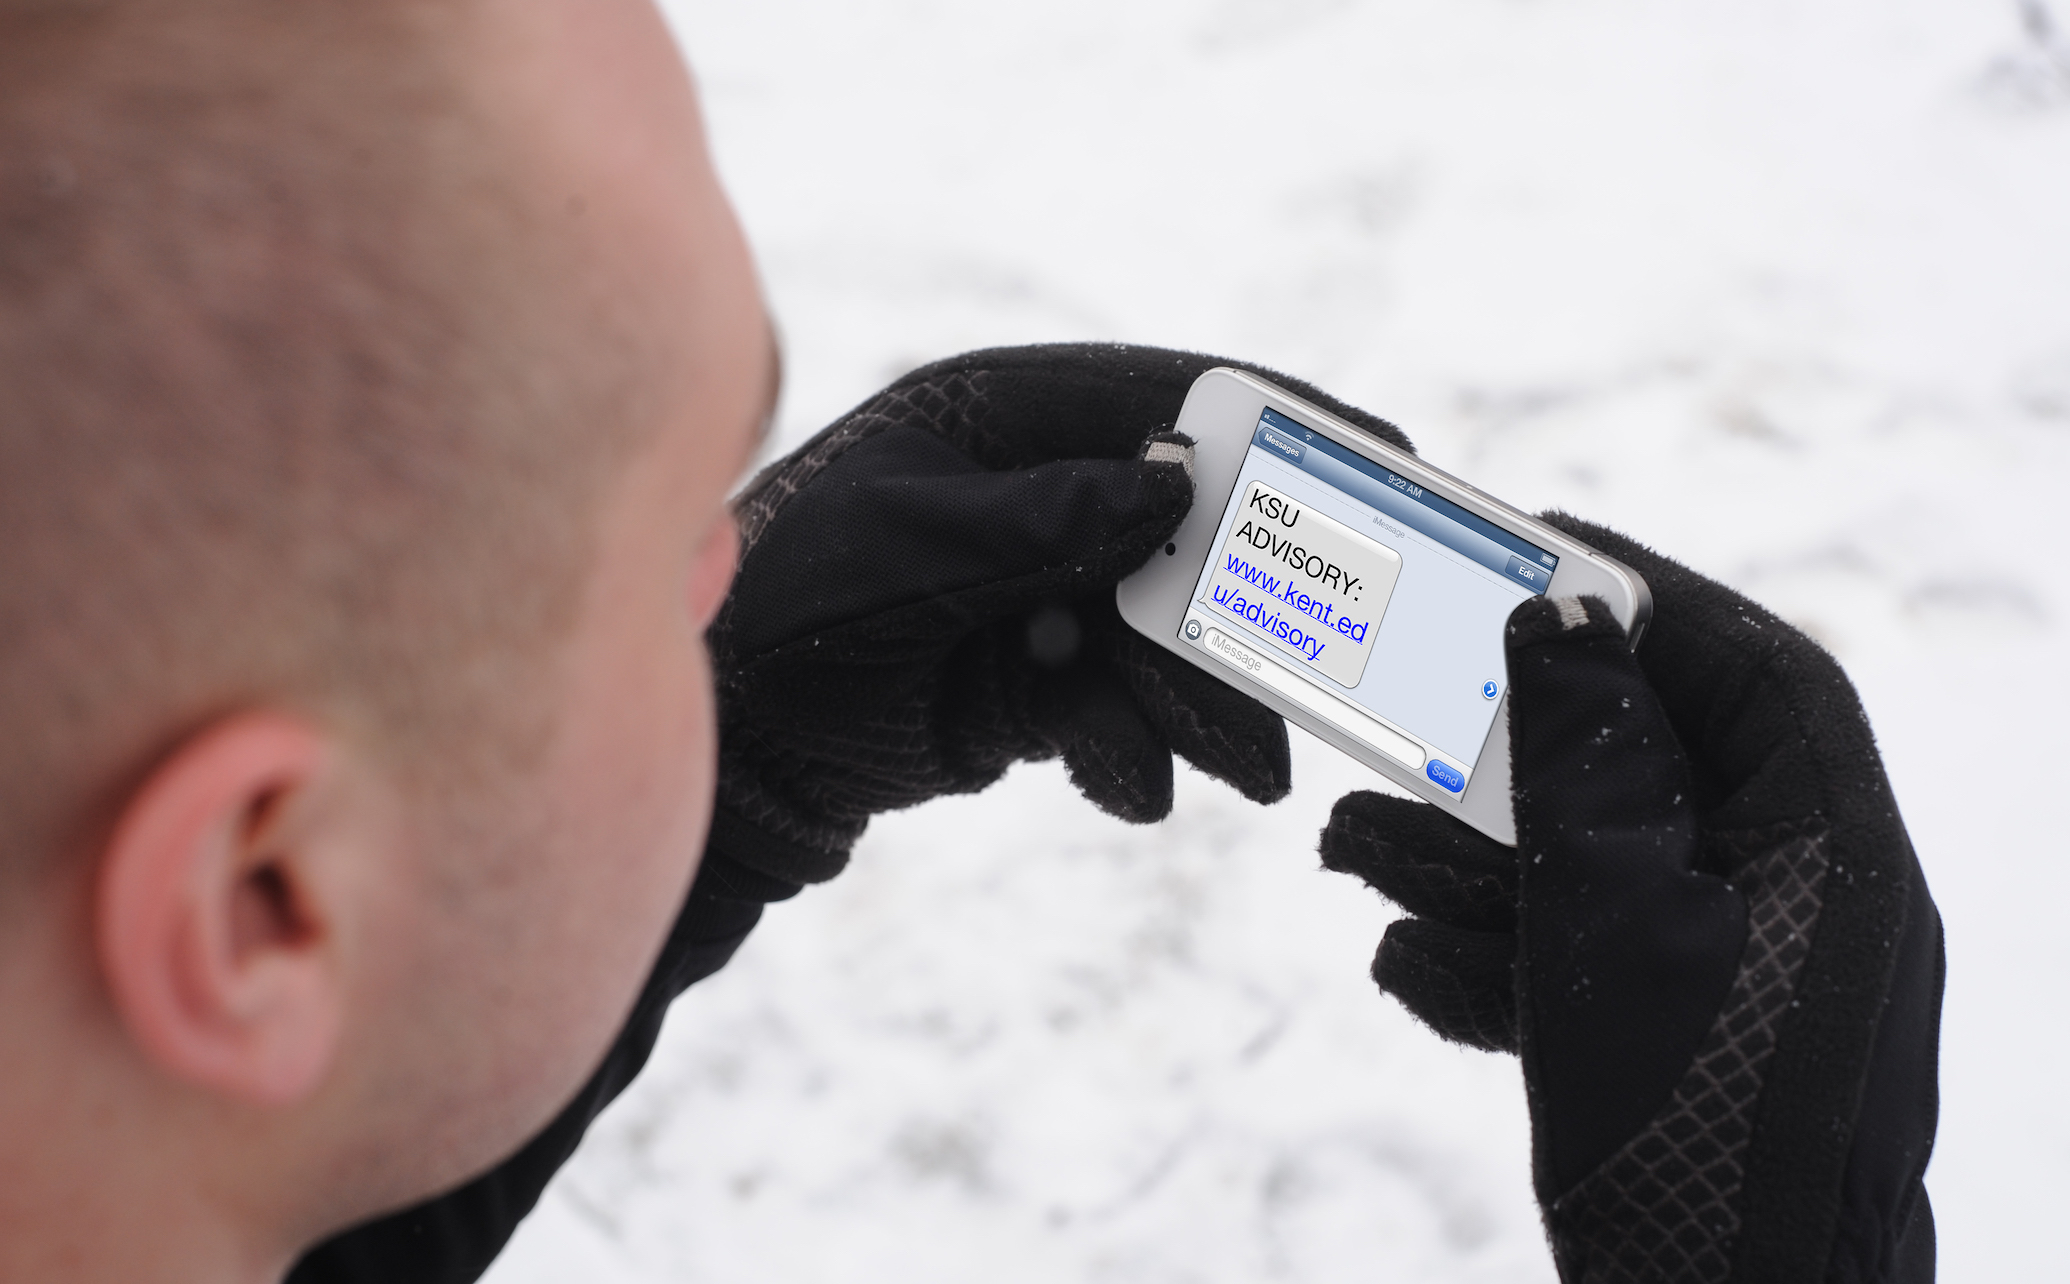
[707,342,1416,886]
[1321,518,1943,1283]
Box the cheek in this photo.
[559,525,727,918]
[686,512,739,630]
[354,444,745,1194]
[471,579,723,1137]
[582,625,718,952]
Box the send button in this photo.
[1426,759,1465,793]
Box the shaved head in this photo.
[0,0,771,1265]
[0,0,651,882]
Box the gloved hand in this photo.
[1321,518,1943,1284]
[707,342,1413,885]
[289,344,1422,1284]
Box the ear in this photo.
[96,713,347,1107]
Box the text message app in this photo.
[1200,481,1401,687]
[1181,407,1560,786]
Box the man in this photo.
[0,2,1940,1282]
[1,0,768,1276]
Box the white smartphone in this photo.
[1117,368,1651,846]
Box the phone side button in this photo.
[1425,759,1466,793]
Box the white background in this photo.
[484,2,2070,1279]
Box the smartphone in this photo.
[1117,368,1650,845]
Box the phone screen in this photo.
[1178,407,1559,794]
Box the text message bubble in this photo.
[1200,480,1403,687]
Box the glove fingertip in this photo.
[1504,593,1629,652]
[1320,789,1499,870]
[1136,430,1196,485]
[1193,701,1291,804]
[1116,639,1290,804]
[1374,919,1520,1054]
[1036,665,1176,824]
[1321,788,1413,853]
[1321,791,1520,931]
[1231,735,1293,804]
[1062,735,1174,824]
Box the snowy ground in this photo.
[484,2,2070,1279]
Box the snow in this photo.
[482,2,2070,1279]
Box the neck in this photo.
[0,1042,307,1284]
[0,935,294,1283]
[0,1190,288,1284]
[0,1051,302,1284]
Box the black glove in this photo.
[1321,518,1943,1284]
[707,342,1414,885]
[291,342,1420,1283]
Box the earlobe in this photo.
[96,713,346,1107]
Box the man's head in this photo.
[0,0,771,1273]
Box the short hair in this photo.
[0,1,644,876]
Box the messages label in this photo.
[1200,480,1403,688]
